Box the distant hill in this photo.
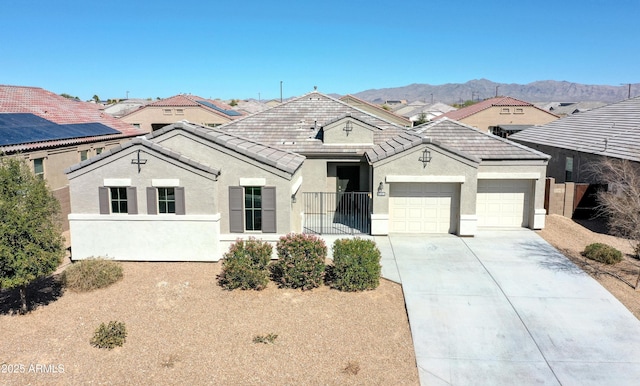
[353,79,638,104]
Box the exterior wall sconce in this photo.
[291,194,297,203]
[377,182,386,196]
[419,148,432,168]
[343,121,353,136]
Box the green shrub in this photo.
[331,238,381,291]
[583,243,623,264]
[62,258,123,292]
[91,321,127,349]
[218,238,272,290]
[253,333,278,344]
[272,233,327,290]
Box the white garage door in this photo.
[477,179,530,227]
[389,183,457,233]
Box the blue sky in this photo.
[1,0,638,101]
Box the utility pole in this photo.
[280,81,283,103]
[430,93,433,104]
[495,86,499,97]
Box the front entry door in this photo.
[336,165,360,193]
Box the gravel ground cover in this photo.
[1,259,419,385]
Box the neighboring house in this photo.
[232,99,271,115]
[120,94,243,132]
[0,85,146,229]
[435,96,559,136]
[394,101,457,123]
[103,99,152,118]
[339,94,412,127]
[65,92,549,262]
[535,101,607,117]
[510,96,640,184]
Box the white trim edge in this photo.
[291,176,303,195]
[477,172,540,180]
[103,178,131,186]
[239,177,266,186]
[385,175,465,183]
[152,178,180,187]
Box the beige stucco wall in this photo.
[155,131,297,234]
[371,144,479,215]
[461,106,558,132]
[66,143,221,261]
[67,146,218,215]
[121,106,232,132]
[323,119,374,145]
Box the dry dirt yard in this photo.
[538,214,640,319]
[1,261,419,385]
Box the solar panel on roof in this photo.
[0,113,121,146]
[196,100,242,116]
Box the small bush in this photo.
[253,333,278,344]
[62,258,123,292]
[331,238,381,291]
[91,321,127,349]
[343,360,361,375]
[583,243,623,264]
[272,233,327,290]
[218,238,272,290]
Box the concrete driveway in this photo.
[375,230,640,385]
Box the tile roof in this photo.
[148,121,305,175]
[217,91,408,155]
[65,137,221,177]
[436,96,554,121]
[0,113,120,146]
[0,85,145,153]
[510,96,640,162]
[0,85,142,135]
[128,94,243,119]
[339,94,412,126]
[410,118,550,161]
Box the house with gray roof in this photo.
[510,96,640,184]
[65,92,549,262]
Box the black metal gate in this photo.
[302,192,371,235]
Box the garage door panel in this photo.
[390,183,457,234]
[477,180,530,228]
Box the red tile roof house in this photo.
[64,91,549,262]
[120,94,244,133]
[435,96,559,137]
[0,85,146,229]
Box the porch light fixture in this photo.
[343,121,353,136]
[377,182,386,196]
[418,148,432,168]
[291,194,297,203]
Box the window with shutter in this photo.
[229,186,244,232]
[147,187,158,215]
[261,186,276,233]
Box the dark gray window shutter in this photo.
[127,186,138,214]
[175,187,186,215]
[147,187,157,215]
[229,186,244,233]
[261,186,276,233]
[99,187,109,214]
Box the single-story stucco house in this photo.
[65,91,549,261]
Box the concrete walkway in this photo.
[376,230,640,385]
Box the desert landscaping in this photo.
[2,214,640,385]
[1,256,419,385]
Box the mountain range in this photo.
[352,79,638,104]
